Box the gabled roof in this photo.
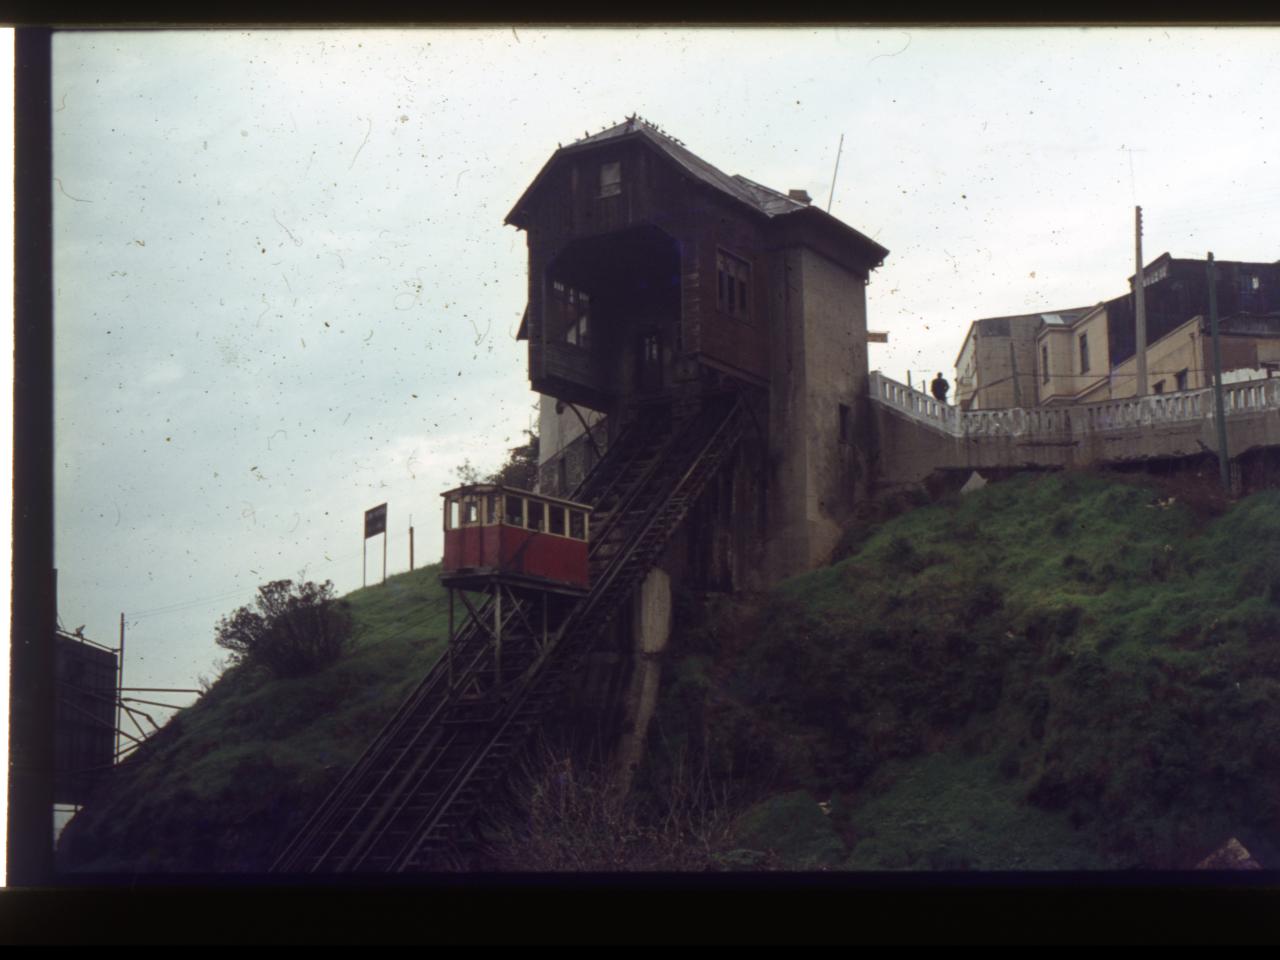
[505,116,888,265]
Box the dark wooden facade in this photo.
[1107,255,1280,366]
[507,118,886,417]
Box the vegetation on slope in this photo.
[58,565,451,873]
[638,471,1280,869]
[61,470,1280,872]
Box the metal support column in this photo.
[493,583,502,687]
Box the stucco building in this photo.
[959,254,1280,410]
[954,308,1090,410]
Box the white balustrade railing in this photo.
[868,370,1280,442]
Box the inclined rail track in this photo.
[272,396,745,873]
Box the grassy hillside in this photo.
[638,471,1280,869]
[60,471,1280,872]
[58,565,451,873]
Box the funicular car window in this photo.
[448,498,460,530]
[486,494,500,524]
[549,504,566,536]
[505,495,524,526]
[569,510,586,541]
[527,500,545,531]
[463,499,479,525]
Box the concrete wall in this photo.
[1037,326,1074,403]
[765,244,869,580]
[871,371,1280,490]
[536,394,606,496]
[613,566,672,793]
[955,325,978,409]
[1037,306,1111,404]
[1111,319,1200,399]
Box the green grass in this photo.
[64,472,1280,872]
[640,471,1280,869]
[841,752,1109,870]
[59,563,453,873]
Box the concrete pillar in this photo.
[613,567,673,795]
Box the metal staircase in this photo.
[272,394,748,873]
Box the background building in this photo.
[954,308,1090,410]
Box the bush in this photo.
[481,740,738,871]
[214,579,354,679]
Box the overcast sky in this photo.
[48,26,1280,702]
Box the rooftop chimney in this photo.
[788,189,812,205]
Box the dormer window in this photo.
[717,249,751,321]
[599,161,621,198]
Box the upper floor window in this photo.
[1079,333,1090,374]
[1042,345,1050,384]
[717,249,751,321]
[550,280,591,350]
[599,161,622,198]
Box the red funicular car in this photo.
[440,483,591,591]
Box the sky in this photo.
[46,26,1280,709]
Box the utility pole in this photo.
[409,514,415,572]
[1134,206,1149,397]
[1207,253,1232,495]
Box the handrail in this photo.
[868,370,1280,442]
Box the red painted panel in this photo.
[444,524,588,588]
[499,526,589,588]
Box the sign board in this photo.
[54,632,118,806]
[364,503,387,539]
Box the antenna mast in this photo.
[826,133,845,213]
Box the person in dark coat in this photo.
[931,372,950,404]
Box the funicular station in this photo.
[273,116,887,873]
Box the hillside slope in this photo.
[59,471,1280,872]
[637,471,1280,869]
[58,566,451,873]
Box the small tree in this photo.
[215,579,354,679]
[490,430,539,490]
[453,430,540,491]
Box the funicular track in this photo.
[272,394,747,873]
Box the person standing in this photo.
[931,372,950,404]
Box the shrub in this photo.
[214,579,354,679]
[480,741,739,871]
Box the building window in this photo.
[1153,380,1166,394]
[599,161,621,198]
[550,279,590,350]
[1175,368,1189,391]
[1079,333,1090,374]
[716,249,751,320]
[1042,345,1050,384]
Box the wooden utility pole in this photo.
[1134,206,1149,397]
[409,515,415,572]
[1207,253,1232,494]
